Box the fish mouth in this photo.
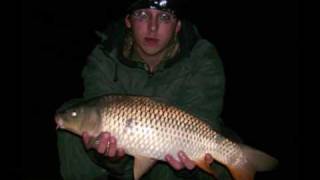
[55,115,64,129]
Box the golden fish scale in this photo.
[100,96,245,166]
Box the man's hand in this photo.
[165,151,214,170]
[82,132,125,159]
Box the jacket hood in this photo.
[97,18,202,65]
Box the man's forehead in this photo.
[127,0,181,17]
[133,8,174,15]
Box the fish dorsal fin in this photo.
[133,156,157,180]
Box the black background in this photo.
[22,1,299,179]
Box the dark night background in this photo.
[22,0,299,179]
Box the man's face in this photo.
[125,9,181,56]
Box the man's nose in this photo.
[148,18,159,32]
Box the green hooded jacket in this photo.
[57,19,232,180]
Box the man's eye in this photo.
[133,10,148,20]
[159,13,172,22]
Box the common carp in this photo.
[55,95,278,180]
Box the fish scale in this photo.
[55,95,278,180]
[98,96,232,162]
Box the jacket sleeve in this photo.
[175,41,233,179]
[82,44,125,98]
[179,41,225,131]
[57,45,133,180]
[57,131,107,180]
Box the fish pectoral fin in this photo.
[133,156,157,180]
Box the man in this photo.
[57,0,231,179]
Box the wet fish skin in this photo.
[55,95,278,180]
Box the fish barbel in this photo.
[55,95,278,180]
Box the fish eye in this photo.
[71,111,77,117]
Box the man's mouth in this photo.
[144,37,159,46]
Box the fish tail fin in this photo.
[229,144,279,180]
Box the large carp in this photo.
[55,95,278,180]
